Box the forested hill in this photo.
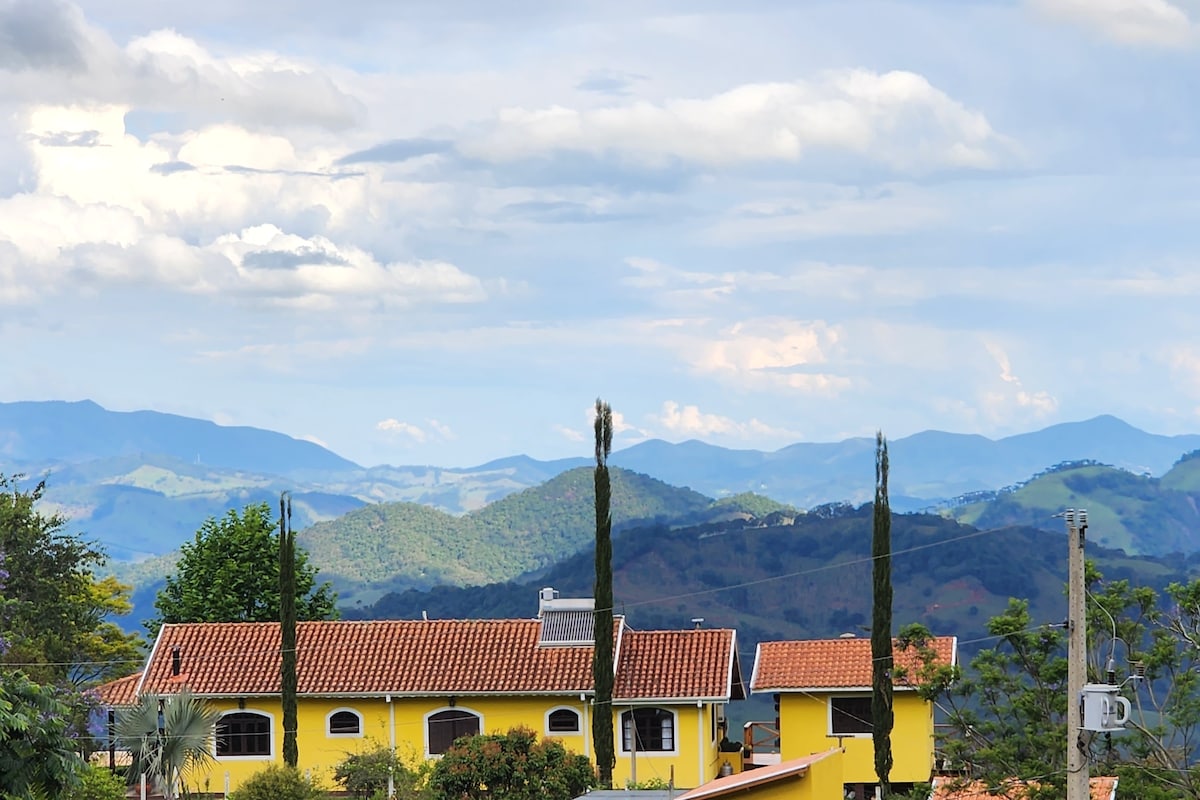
[952,453,1200,555]
[299,467,790,605]
[350,507,1193,651]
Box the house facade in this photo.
[750,634,957,795]
[101,593,744,795]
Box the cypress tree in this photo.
[591,399,615,788]
[871,432,894,796]
[280,493,299,768]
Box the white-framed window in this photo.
[326,708,363,737]
[829,695,873,736]
[425,707,482,756]
[620,708,676,753]
[545,706,582,734]
[215,709,274,759]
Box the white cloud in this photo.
[1029,0,1198,47]
[653,401,800,441]
[553,424,585,443]
[376,418,427,443]
[982,341,1058,420]
[461,70,1013,173]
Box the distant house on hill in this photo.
[748,632,957,799]
[97,589,745,795]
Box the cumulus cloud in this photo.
[376,419,428,443]
[1029,0,1198,47]
[461,70,1012,173]
[690,319,851,394]
[653,401,800,441]
[0,1,362,128]
[982,342,1058,421]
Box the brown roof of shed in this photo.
[131,618,743,702]
[95,672,142,706]
[930,776,1117,800]
[751,635,957,692]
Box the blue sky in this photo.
[3,0,1200,468]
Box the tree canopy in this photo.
[149,503,336,637]
[0,474,143,688]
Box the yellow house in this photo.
[675,749,843,800]
[100,592,744,795]
[750,634,956,798]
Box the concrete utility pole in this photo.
[1066,508,1089,800]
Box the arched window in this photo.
[216,711,272,757]
[547,707,581,733]
[327,709,362,737]
[426,708,481,755]
[620,708,675,753]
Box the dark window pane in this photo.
[428,709,480,755]
[620,708,674,752]
[329,710,361,735]
[830,697,873,735]
[548,709,580,732]
[216,712,271,756]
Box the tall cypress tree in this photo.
[280,493,299,768]
[871,432,894,796]
[591,399,615,788]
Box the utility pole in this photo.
[1066,508,1088,800]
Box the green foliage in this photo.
[871,433,894,795]
[115,689,220,800]
[710,492,796,518]
[428,726,594,800]
[63,764,127,800]
[333,743,431,799]
[0,474,143,688]
[227,765,326,800]
[149,502,337,636]
[0,670,81,798]
[280,495,299,768]
[592,399,615,788]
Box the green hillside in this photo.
[952,460,1200,555]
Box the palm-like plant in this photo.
[115,689,220,800]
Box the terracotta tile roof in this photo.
[675,748,840,800]
[615,629,745,701]
[930,776,1118,800]
[130,619,743,702]
[94,672,142,706]
[751,635,957,691]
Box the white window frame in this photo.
[326,707,364,738]
[544,705,582,735]
[828,694,873,738]
[213,708,275,761]
[423,706,483,759]
[619,707,678,756]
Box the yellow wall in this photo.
[176,695,729,795]
[778,691,933,785]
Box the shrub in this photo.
[227,765,325,800]
[334,745,430,799]
[63,765,126,800]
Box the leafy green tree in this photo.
[227,765,325,800]
[149,502,337,637]
[115,689,220,800]
[591,399,615,788]
[429,726,594,800]
[0,475,143,688]
[872,432,894,796]
[0,670,82,798]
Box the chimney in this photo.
[171,646,182,676]
[692,618,704,629]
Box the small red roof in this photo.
[94,672,142,706]
[615,629,744,701]
[751,635,957,691]
[675,749,841,800]
[128,619,742,703]
[931,776,1117,800]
